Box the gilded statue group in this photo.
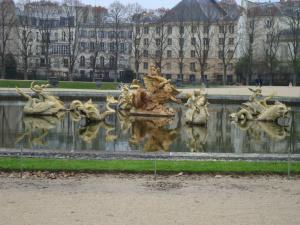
[16,65,291,150]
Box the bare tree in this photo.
[30,0,59,78]
[88,6,107,80]
[62,0,85,81]
[128,3,146,80]
[189,15,215,84]
[0,0,15,79]
[15,0,34,80]
[244,7,260,85]
[263,8,281,85]
[150,8,169,71]
[108,1,128,82]
[218,20,239,85]
[284,3,300,86]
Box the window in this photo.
[120,43,125,53]
[219,38,224,45]
[69,31,73,41]
[191,50,195,58]
[155,50,161,58]
[229,24,234,34]
[189,74,196,82]
[179,26,184,34]
[166,63,171,70]
[36,32,39,41]
[167,50,172,58]
[143,50,148,58]
[109,56,115,67]
[156,26,161,34]
[191,37,196,46]
[167,26,172,35]
[136,26,140,34]
[190,62,196,72]
[63,58,68,68]
[203,25,209,34]
[267,33,272,41]
[110,42,115,52]
[227,50,234,59]
[54,32,58,41]
[100,42,105,51]
[100,56,105,67]
[203,49,208,58]
[179,50,184,58]
[203,38,209,46]
[229,38,234,45]
[191,26,197,33]
[143,62,148,70]
[155,38,161,46]
[168,38,172,46]
[144,26,149,34]
[179,38,184,47]
[90,56,95,67]
[143,38,149,46]
[90,42,95,51]
[266,20,272,28]
[80,42,86,49]
[218,50,224,59]
[80,56,85,67]
[219,25,224,33]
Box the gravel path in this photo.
[0,173,300,225]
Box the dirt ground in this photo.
[0,173,300,225]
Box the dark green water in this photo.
[0,101,299,154]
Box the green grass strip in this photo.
[0,80,118,90]
[0,157,299,174]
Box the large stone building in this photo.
[6,0,300,84]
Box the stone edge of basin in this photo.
[0,89,299,105]
[0,149,299,162]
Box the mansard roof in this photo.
[163,0,241,23]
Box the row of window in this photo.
[136,24,235,35]
[80,30,132,39]
[139,49,232,59]
[142,62,233,71]
[135,37,233,47]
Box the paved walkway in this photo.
[0,174,300,225]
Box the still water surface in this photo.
[0,101,299,154]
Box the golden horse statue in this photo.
[118,65,181,117]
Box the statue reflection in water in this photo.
[16,112,65,147]
[185,125,208,152]
[118,110,179,152]
[232,120,289,141]
[70,112,117,144]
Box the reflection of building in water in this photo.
[0,104,24,148]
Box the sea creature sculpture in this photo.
[118,65,181,117]
[230,88,290,122]
[69,96,118,122]
[185,89,209,125]
[16,81,65,116]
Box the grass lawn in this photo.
[0,157,299,174]
[0,79,119,90]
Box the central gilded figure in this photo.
[119,65,181,117]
